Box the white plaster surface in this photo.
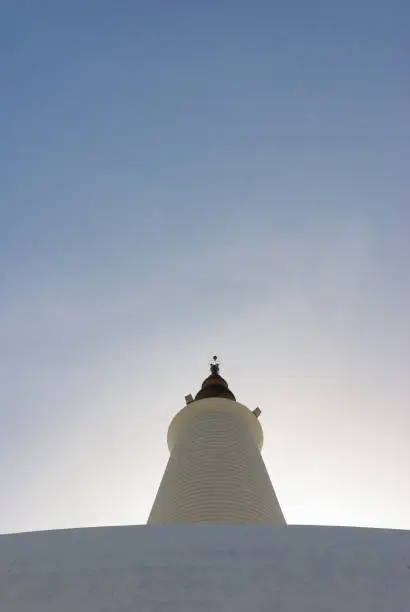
[1,525,409,611]
[148,398,285,524]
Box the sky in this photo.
[0,0,409,534]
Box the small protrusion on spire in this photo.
[210,355,220,376]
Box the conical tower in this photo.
[147,358,286,524]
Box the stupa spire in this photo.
[147,358,286,525]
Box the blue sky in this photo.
[1,0,409,533]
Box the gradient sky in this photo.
[1,1,409,534]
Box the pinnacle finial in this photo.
[194,356,236,401]
[210,355,220,375]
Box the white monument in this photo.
[148,357,285,524]
[1,358,409,611]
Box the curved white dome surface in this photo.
[1,525,409,611]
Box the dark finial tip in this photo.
[210,355,220,375]
[194,355,236,401]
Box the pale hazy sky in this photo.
[1,1,409,534]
